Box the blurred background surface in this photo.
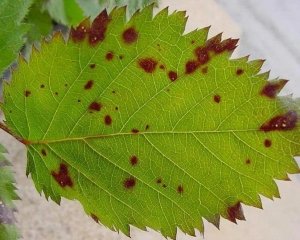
[1,0,299,239]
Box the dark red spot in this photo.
[159,64,165,70]
[70,19,90,43]
[245,159,251,164]
[104,115,112,125]
[156,178,162,184]
[195,47,210,65]
[214,95,221,103]
[130,155,138,166]
[41,149,47,156]
[91,214,99,223]
[123,177,136,189]
[88,10,110,46]
[185,60,199,74]
[88,101,102,112]
[177,185,184,194]
[264,139,272,148]
[168,71,178,82]
[40,84,45,88]
[90,63,96,69]
[131,128,139,134]
[24,90,31,97]
[145,125,150,130]
[105,52,114,61]
[138,58,157,73]
[260,111,298,132]
[261,80,288,98]
[227,202,245,223]
[84,80,94,90]
[51,163,73,188]
[122,27,138,44]
[201,67,208,74]
[236,69,244,75]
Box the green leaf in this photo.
[0,144,19,240]
[45,0,157,26]
[2,6,300,238]
[0,0,34,76]
[25,1,53,43]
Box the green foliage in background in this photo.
[0,144,19,240]
[2,5,300,239]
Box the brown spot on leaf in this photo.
[123,177,136,189]
[122,27,138,44]
[236,69,244,76]
[41,149,47,156]
[138,58,157,73]
[168,71,178,82]
[40,84,45,88]
[261,80,288,98]
[191,40,195,44]
[245,159,251,164]
[119,55,124,60]
[130,155,138,166]
[90,63,96,69]
[177,185,184,194]
[214,95,221,103]
[91,214,99,223]
[159,64,165,70]
[185,60,199,74]
[77,99,81,103]
[264,139,272,148]
[51,163,73,188]
[88,10,110,46]
[24,90,31,97]
[260,111,298,132]
[145,125,150,130]
[88,101,102,112]
[156,178,162,184]
[105,52,114,61]
[84,80,94,90]
[201,67,208,74]
[115,106,119,111]
[162,184,167,188]
[131,128,139,134]
[70,19,90,43]
[55,92,58,96]
[226,202,245,223]
[104,115,112,125]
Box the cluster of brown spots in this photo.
[138,58,158,73]
[91,214,99,223]
[168,71,178,82]
[260,111,298,132]
[236,68,244,76]
[122,27,138,44]
[245,159,251,165]
[24,90,31,97]
[84,80,94,90]
[214,95,221,103]
[105,52,114,61]
[51,163,73,188]
[264,139,272,148]
[131,128,139,134]
[104,115,112,125]
[123,176,136,189]
[177,185,184,194]
[89,10,110,45]
[70,19,90,42]
[40,84,45,88]
[130,155,138,166]
[226,202,245,223]
[88,101,102,112]
[90,63,96,69]
[185,35,238,74]
[260,80,288,98]
[41,149,47,156]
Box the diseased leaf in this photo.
[0,144,19,239]
[0,0,34,76]
[2,6,300,238]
